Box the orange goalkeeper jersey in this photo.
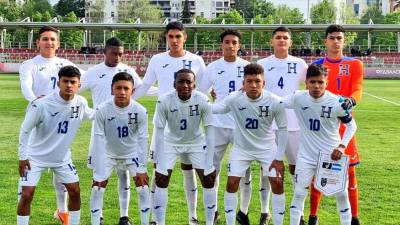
[313,56,364,166]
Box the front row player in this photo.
[212,63,288,225]
[281,64,357,225]
[17,66,93,225]
[89,72,150,225]
[152,69,216,225]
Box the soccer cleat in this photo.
[100,217,104,225]
[259,213,271,225]
[119,216,132,225]
[351,217,360,225]
[213,211,220,225]
[149,221,158,225]
[189,217,200,225]
[299,216,305,225]
[53,210,69,225]
[308,215,319,225]
[236,210,250,225]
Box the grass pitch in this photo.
[0,74,399,224]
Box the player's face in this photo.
[112,80,134,107]
[37,31,59,58]
[174,73,195,101]
[221,34,240,59]
[325,32,345,54]
[57,76,80,100]
[166,29,187,53]
[306,74,327,99]
[271,31,292,53]
[243,74,265,99]
[104,46,124,67]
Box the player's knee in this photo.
[181,163,193,170]
[155,172,170,188]
[20,188,35,202]
[202,171,216,189]
[92,180,108,188]
[294,186,307,199]
[226,177,240,193]
[289,164,296,175]
[66,183,80,199]
[269,178,284,194]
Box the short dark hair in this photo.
[272,26,291,37]
[105,37,123,49]
[112,72,134,87]
[165,21,185,33]
[325,24,345,37]
[306,64,327,79]
[38,26,58,36]
[58,66,81,79]
[174,68,196,80]
[220,29,241,42]
[244,63,264,77]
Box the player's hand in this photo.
[210,89,216,101]
[19,160,30,177]
[135,173,149,187]
[331,145,345,160]
[341,97,356,111]
[269,160,285,180]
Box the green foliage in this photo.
[0,2,22,21]
[310,0,336,24]
[54,0,85,17]
[60,12,84,48]
[181,0,192,24]
[23,0,54,19]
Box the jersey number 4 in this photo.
[278,77,284,89]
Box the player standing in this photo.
[18,26,84,224]
[212,63,288,225]
[309,24,364,225]
[198,29,251,224]
[152,69,216,225]
[80,37,144,225]
[89,72,150,225]
[17,66,93,225]
[257,26,308,225]
[134,21,206,225]
[283,64,357,225]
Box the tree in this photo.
[59,12,84,49]
[88,0,105,23]
[355,6,385,47]
[54,0,85,17]
[181,0,192,23]
[253,1,275,19]
[232,0,258,22]
[23,0,54,19]
[0,2,22,21]
[310,0,336,24]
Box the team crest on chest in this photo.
[258,105,269,117]
[189,104,199,116]
[320,106,332,118]
[128,112,138,124]
[338,64,349,76]
[182,60,192,69]
[70,106,80,118]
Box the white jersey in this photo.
[258,55,308,131]
[155,90,213,148]
[281,90,351,165]
[19,92,93,167]
[94,99,148,171]
[80,62,142,107]
[212,90,287,154]
[19,55,80,102]
[199,57,250,129]
[135,51,206,98]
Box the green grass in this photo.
[0,74,399,225]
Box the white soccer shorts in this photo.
[227,148,276,177]
[19,162,79,187]
[213,127,234,172]
[275,130,300,165]
[93,157,140,182]
[156,145,206,175]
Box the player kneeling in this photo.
[90,72,150,225]
[152,69,216,225]
[280,64,357,225]
[17,66,93,225]
[212,63,288,225]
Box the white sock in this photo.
[154,186,168,225]
[17,182,22,201]
[336,191,351,225]
[182,169,198,220]
[53,176,67,212]
[136,186,151,225]
[239,168,252,214]
[290,187,307,225]
[224,192,238,225]
[260,175,271,213]
[69,210,81,225]
[203,187,217,225]
[150,171,157,222]
[17,215,29,225]
[117,169,130,217]
[272,193,285,225]
[213,171,220,210]
[90,187,105,225]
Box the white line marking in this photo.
[356,110,400,113]
[363,92,400,106]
